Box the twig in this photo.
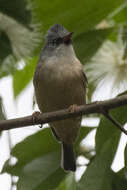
[103,111,127,135]
[0,95,127,133]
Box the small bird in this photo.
[33,24,87,172]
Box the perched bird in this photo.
[33,24,87,172]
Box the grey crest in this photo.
[46,23,70,42]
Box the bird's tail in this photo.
[61,143,76,172]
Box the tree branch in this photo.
[0,95,127,133]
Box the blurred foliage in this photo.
[0,0,41,78]
[1,0,127,190]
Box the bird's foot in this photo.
[68,104,78,113]
[32,111,42,128]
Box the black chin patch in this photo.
[64,38,72,45]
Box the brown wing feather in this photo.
[81,70,88,89]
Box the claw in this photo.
[68,104,78,113]
[32,111,41,124]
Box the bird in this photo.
[33,23,87,172]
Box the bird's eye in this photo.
[52,38,62,45]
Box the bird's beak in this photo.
[63,32,73,43]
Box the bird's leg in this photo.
[32,111,43,128]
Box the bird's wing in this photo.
[51,127,61,141]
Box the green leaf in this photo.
[57,173,76,190]
[87,82,95,102]
[110,1,127,24]
[112,168,127,190]
[0,0,31,63]
[0,0,31,62]
[3,126,92,190]
[77,140,116,190]
[0,55,17,78]
[96,106,127,154]
[0,31,12,61]
[2,126,94,190]
[74,28,112,63]
[2,125,94,175]
[13,57,37,97]
[77,106,127,190]
[0,0,31,26]
[2,128,60,175]
[17,151,65,190]
[36,168,65,190]
[0,0,41,78]
[31,0,124,35]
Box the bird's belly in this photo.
[35,68,85,112]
